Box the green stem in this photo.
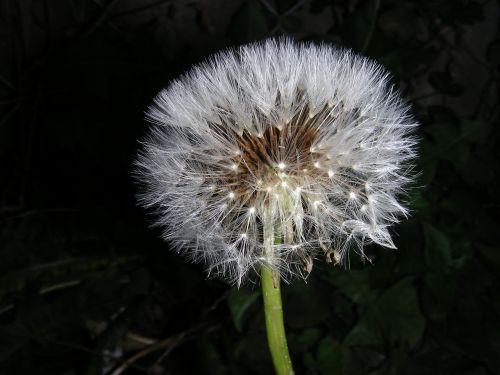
[261,210,294,375]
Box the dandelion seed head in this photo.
[134,38,418,285]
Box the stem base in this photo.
[261,265,294,375]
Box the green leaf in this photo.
[422,272,456,320]
[284,279,331,328]
[343,346,386,375]
[377,278,426,349]
[198,335,229,375]
[234,333,274,374]
[477,245,500,272]
[302,334,344,374]
[296,328,323,349]
[316,336,343,375]
[343,317,384,348]
[421,122,461,165]
[330,270,376,306]
[423,223,453,269]
[422,120,488,170]
[227,289,260,332]
[345,278,426,350]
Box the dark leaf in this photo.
[227,289,260,332]
[227,1,270,44]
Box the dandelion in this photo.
[134,38,417,375]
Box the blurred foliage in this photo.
[0,0,499,374]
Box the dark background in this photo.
[1,0,499,374]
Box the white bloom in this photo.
[134,38,417,285]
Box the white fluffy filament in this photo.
[134,38,418,286]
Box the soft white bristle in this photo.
[134,38,418,285]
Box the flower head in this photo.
[135,38,417,285]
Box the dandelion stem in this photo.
[261,209,294,375]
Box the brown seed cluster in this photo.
[199,103,335,208]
